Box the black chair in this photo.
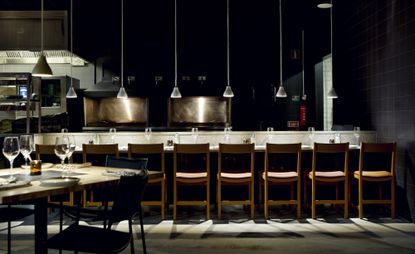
[106,156,149,171]
[47,169,149,254]
[0,205,34,254]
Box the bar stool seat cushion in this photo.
[262,171,298,179]
[308,171,345,178]
[354,170,392,178]
[176,172,207,178]
[221,172,252,179]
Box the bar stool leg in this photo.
[358,177,363,219]
[312,178,316,219]
[217,177,222,220]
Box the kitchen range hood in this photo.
[0,11,88,66]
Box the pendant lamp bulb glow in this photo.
[276,0,287,98]
[66,0,77,98]
[327,87,338,98]
[117,0,128,99]
[223,0,234,98]
[32,0,53,77]
[170,0,182,98]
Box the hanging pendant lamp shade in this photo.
[222,0,234,98]
[32,54,53,77]
[117,0,128,99]
[223,85,234,97]
[32,0,53,77]
[66,0,77,98]
[275,0,287,98]
[170,0,182,98]
[327,87,338,98]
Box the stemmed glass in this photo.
[65,135,76,176]
[308,127,315,147]
[266,127,274,143]
[354,126,360,146]
[145,127,152,143]
[109,128,117,144]
[224,127,232,143]
[191,127,199,144]
[2,136,20,181]
[54,136,70,175]
[19,135,34,169]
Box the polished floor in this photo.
[1,206,415,254]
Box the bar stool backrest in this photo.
[359,142,396,176]
[312,143,349,175]
[265,143,301,174]
[128,143,165,173]
[219,143,255,174]
[173,143,210,174]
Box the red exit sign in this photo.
[287,121,299,128]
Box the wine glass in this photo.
[109,128,117,143]
[308,127,315,147]
[2,136,20,181]
[19,135,34,169]
[224,127,232,143]
[65,135,76,176]
[266,127,274,143]
[54,136,69,174]
[191,127,199,144]
[354,126,360,146]
[144,127,152,143]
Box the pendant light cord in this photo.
[41,0,44,53]
[279,0,283,86]
[226,0,230,86]
[330,0,333,77]
[70,0,73,87]
[174,0,178,87]
[121,0,124,88]
[301,30,305,96]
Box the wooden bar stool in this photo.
[35,144,74,206]
[173,143,210,220]
[128,143,166,220]
[354,142,396,218]
[309,143,349,219]
[217,143,255,220]
[260,143,302,219]
[82,143,119,207]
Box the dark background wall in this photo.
[335,0,415,220]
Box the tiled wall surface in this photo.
[336,0,415,220]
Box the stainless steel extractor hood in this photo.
[0,11,88,66]
[83,78,123,98]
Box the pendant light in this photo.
[322,0,338,99]
[276,0,287,98]
[301,30,306,100]
[66,0,77,98]
[223,0,234,98]
[170,0,182,98]
[117,0,128,99]
[32,0,53,77]
[317,1,333,9]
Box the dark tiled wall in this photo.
[335,0,415,220]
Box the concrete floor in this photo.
[1,206,415,254]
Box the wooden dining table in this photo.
[0,165,162,254]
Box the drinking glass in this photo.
[65,135,76,176]
[308,127,315,147]
[354,126,360,145]
[224,127,232,143]
[19,135,34,169]
[2,136,20,181]
[109,128,117,143]
[54,136,69,172]
[191,127,199,143]
[266,127,274,143]
[144,127,152,143]
[61,128,68,133]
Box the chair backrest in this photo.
[105,156,148,171]
[218,143,255,174]
[35,144,70,163]
[359,142,396,175]
[265,143,301,174]
[312,143,349,174]
[173,143,210,174]
[82,144,119,166]
[108,170,149,226]
[128,143,164,173]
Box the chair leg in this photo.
[312,178,316,219]
[173,180,177,220]
[161,179,166,220]
[128,219,135,254]
[206,180,210,220]
[264,179,268,219]
[7,220,11,254]
[138,208,147,254]
[250,180,254,220]
[358,178,363,219]
[391,179,396,218]
[217,178,222,220]
[297,179,301,219]
[344,178,349,219]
